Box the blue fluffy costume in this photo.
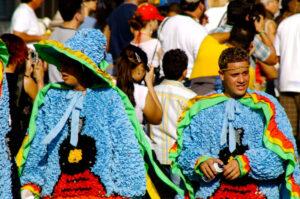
[17,29,182,199]
[170,90,300,199]
[20,86,146,198]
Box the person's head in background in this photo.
[162,49,188,82]
[260,0,279,17]
[59,0,84,27]
[116,44,148,106]
[167,3,182,16]
[276,0,298,23]
[21,0,44,10]
[180,0,206,20]
[0,34,28,73]
[129,3,164,42]
[226,0,249,25]
[228,20,256,52]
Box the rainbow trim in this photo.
[22,183,41,197]
[233,155,250,177]
[0,61,3,98]
[169,92,300,199]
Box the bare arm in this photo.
[13,30,50,43]
[257,60,278,80]
[254,16,278,65]
[103,25,111,52]
[143,65,162,125]
[209,32,230,44]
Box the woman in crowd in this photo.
[0,33,44,157]
[18,29,147,199]
[116,44,162,127]
[129,3,164,78]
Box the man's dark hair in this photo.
[162,49,188,80]
[226,0,249,25]
[180,0,204,12]
[21,0,32,3]
[228,20,256,51]
[59,0,83,21]
[219,47,249,70]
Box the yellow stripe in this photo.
[16,135,29,168]
[146,174,160,199]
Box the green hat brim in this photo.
[0,39,9,68]
[34,40,114,87]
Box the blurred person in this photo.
[149,49,196,197]
[211,0,278,67]
[167,2,181,16]
[275,0,298,24]
[260,0,279,42]
[129,3,164,77]
[170,47,300,198]
[274,13,300,153]
[1,33,44,158]
[10,0,51,46]
[116,44,162,126]
[204,0,229,32]
[78,0,99,30]
[104,0,146,76]
[48,0,84,83]
[190,21,258,95]
[0,39,21,199]
[158,0,207,83]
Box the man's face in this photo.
[32,0,44,8]
[219,61,250,99]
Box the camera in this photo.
[30,51,39,64]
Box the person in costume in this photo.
[17,29,148,199]
[0,39,21,199]
[169,47,300,198]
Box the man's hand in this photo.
[200,158,224,180]
[223,160,241,180]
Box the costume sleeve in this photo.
[244,148,285,180]
[105,90,146,197]
[20,93,51,194]
[177,112,218,181]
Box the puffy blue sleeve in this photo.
[177,109,221,180]
[106,90,146,197]
[245,148,285,180]
[20,94,50,188]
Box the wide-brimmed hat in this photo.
[34,28,114,86]
[136,3,165,21]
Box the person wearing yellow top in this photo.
[190,21,256,95]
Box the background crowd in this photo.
[1,0,300,198]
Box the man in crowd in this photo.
[274,12,300,154]
[170,47,300,198]
[48,0,84,83]
[158,0,207,82]
[10,0,50,45]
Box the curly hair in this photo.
[218,47,249,70]
[0,34,28,67]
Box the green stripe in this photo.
[0,40,9,67]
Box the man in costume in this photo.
[17,29,183,199]
[170,47,300,198]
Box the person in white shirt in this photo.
[149,49,196,193]
[10,0,50,44]
[158,0,207,81]
[274,13,300,152]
